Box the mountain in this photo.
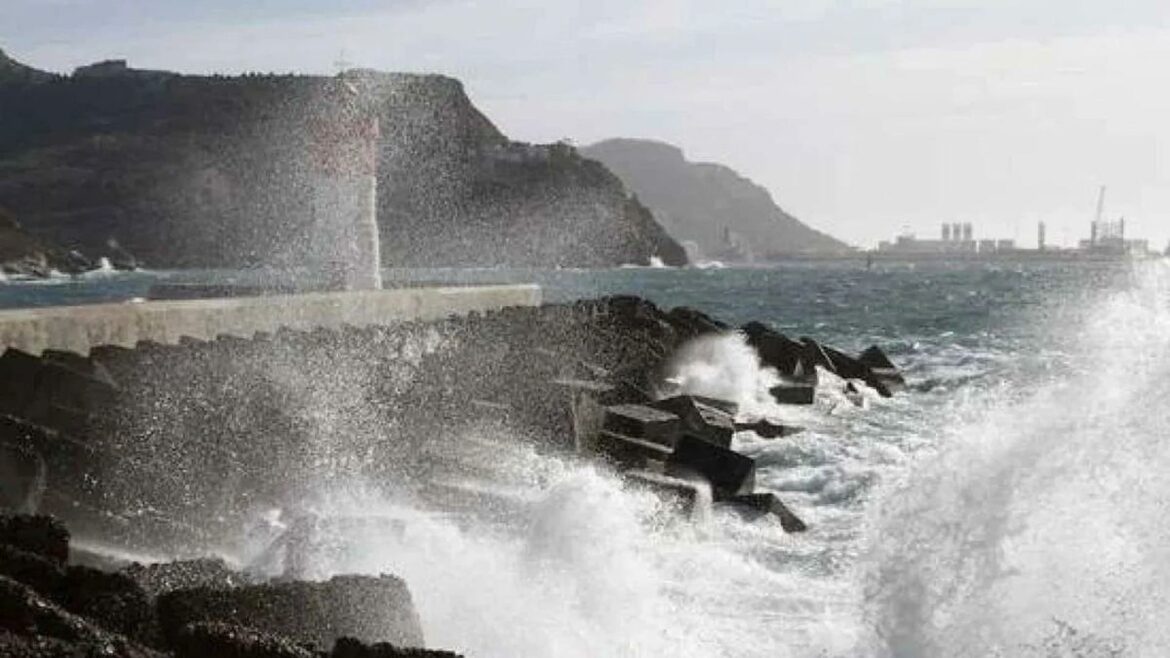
[581,138,849,261]
[0,53,685,270]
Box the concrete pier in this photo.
[0,284,540,355]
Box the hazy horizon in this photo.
[5,0,1168,251]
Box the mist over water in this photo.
[4,260,1167,656]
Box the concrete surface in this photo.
[0,284,541,355]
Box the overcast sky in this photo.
[4,0,1168,249]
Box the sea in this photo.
[3,259,1168,658]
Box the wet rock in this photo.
[601,404,681,447]
[0,349,43,417]
[739,320,814,381]
[157,574,425,651]
[0,429,46,513]
[0,514,69,564]
[649,395,735,448]
[332,636,464,657]
[821,345,892,398]
[858,345,906,392]
[768,381,815,405]
[0,543,63,595]
[723,493,808,533]
[57,566,154,642]
[123,557,246,600]
[798,337,836,376]
[0,576,163,657]
[667,434,756,500]
[173,622,315,658]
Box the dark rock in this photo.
[821,345,892,398]
[858,345,906,392]
[0,431,46,513]
[595,431,673,468]
[0,515,69,565]
[798,338,836,376]
[123,558,246,600]
[768,382,815,405]
[649,396,734,448]
[664,306,727,340]
[667,434,756,500]
[0,576,163,657]
[0,349,43,417]
[158,574,424,651]
[723,493,808,533]
[601,404,681,447]
[57,566,154,642]
[332,636,463,657]
[0,544,64,595]
[173,622,315,658]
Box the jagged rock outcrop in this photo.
[0,208,93,278]
[581,138,849,261]
[0,53,685,269]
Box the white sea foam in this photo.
[856,261,1170,657]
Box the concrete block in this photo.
[601,404,681,447]
[734,419,805,439]
[157,574,424,651]
[650,395,734,448]
[596,430,673,468]
[858,345,906,392]
[624,469,710,519]
[769,382,815,405]
[667,434,756,500]
[724,493,808,533]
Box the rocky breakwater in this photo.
[0,207,136,279]
[0,512,453,657]
[0,295,905,653]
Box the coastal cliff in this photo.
[0,52,685,270]
[582,138,848,262]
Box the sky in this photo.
[3,0,1169,250]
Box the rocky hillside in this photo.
[582,138,849,262]
[0,53,685,270]
[0,207,91,277]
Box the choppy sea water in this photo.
[4,260,1169,657]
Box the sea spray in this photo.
[857,261,1170,657]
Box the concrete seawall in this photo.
[0,284,541,355]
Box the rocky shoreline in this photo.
[0,295,904,656]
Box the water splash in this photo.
[858,261,1170,657]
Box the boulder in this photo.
[601,404,681,447]
[0,514,69,564]
[667,434,756,500]
[798,338,836,375]
[723,493,808,533]
[173,622,315,658]
[157,574,425,651]
[0,543,63,595]
[649,395,734,448]
[689,394,738,416]
[768,382,815,405]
